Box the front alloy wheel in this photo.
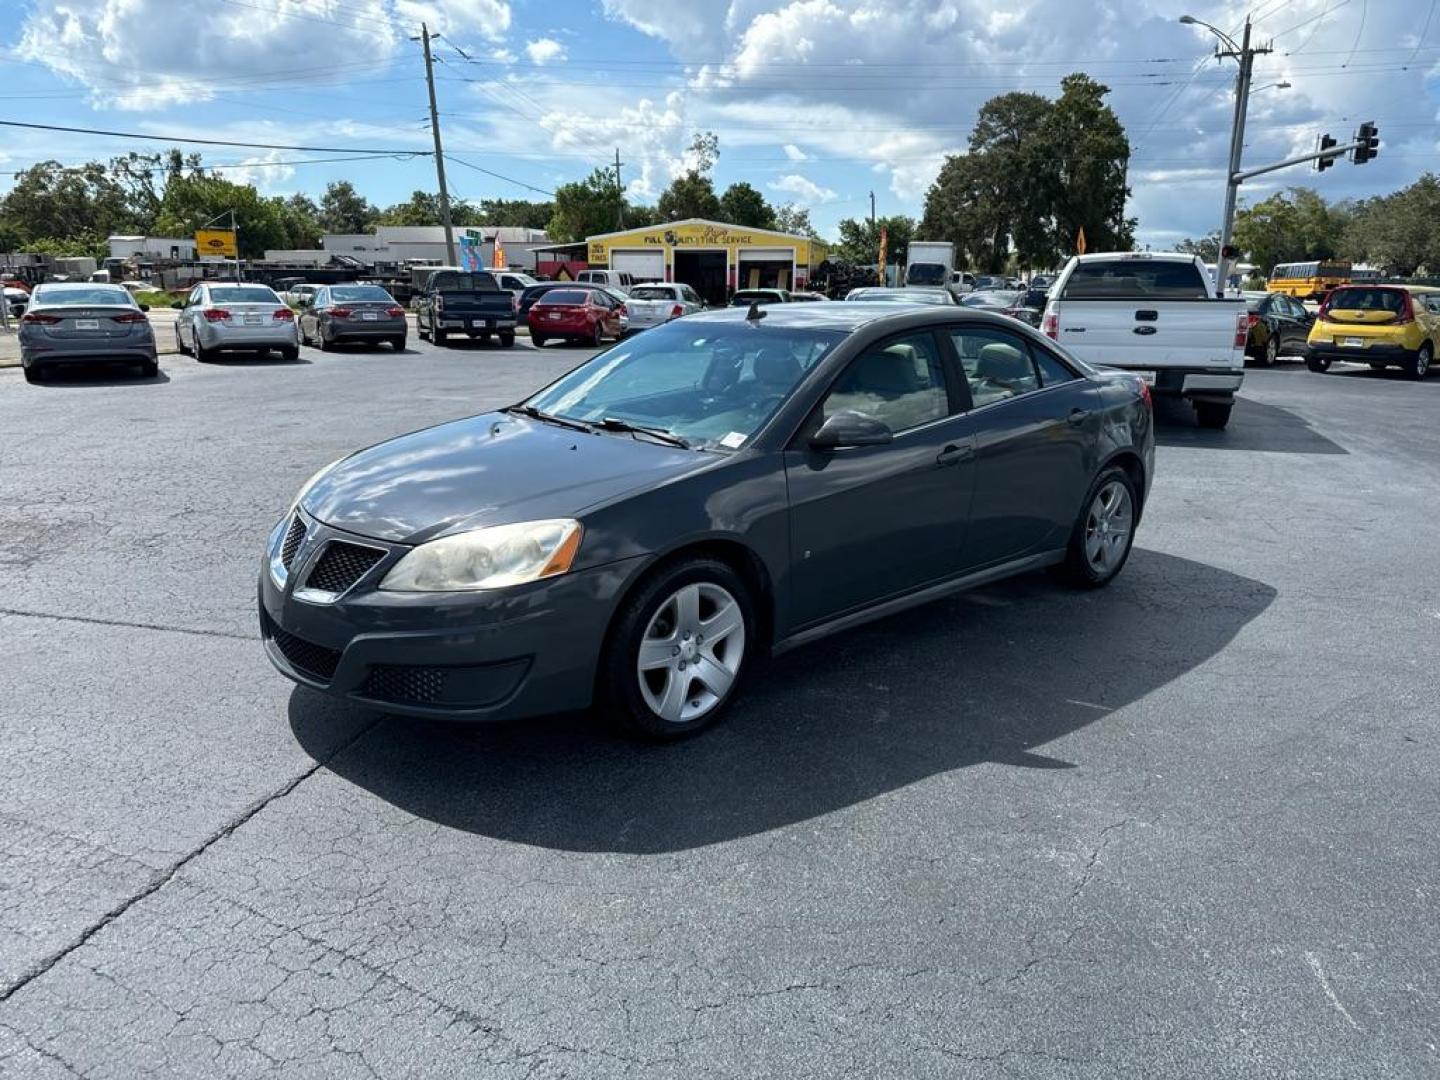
[604,558,754,739]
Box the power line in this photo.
[0,119,430,155]
[444,155,556,198]
[0,153,419,177]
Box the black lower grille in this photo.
[305,541,386,594]
[362,664,447,705]
[265,614,342,681]
[280,514,307,569]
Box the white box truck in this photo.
[904,242,954,288]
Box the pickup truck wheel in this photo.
[1306,356,1331,373]
[498,330,515,347]
[1195,401,1232,429]
[432,318,448,345]
[1402,342,1432,380]
[1053,467,1136,589]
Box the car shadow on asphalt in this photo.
[290,548,1275,854]
[1154,397,1346,455]
[199,353,311,366]
[26,365,171,387]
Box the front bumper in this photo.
[258,510,646,721]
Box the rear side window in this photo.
[1062,260,1209,300]
[1325,287,1405,313]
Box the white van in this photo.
[577,269,635,292]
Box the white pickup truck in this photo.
[1041,252,1247,429]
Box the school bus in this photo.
[1268,260,1351,299]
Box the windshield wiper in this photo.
[596,417,691,448]
[506,404,593,433]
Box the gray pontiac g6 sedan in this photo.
[261,303,1154,738]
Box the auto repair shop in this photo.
[585,219,828,306]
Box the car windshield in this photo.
[537,289,590,305]
[1326,287,1405,312]
[330,286,394,302]
[34,286,133,306]
[209,286,279,303]
[628,287,675,300]
[525,321,844,449]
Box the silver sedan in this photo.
[17,282,158,383]
[621,283,705,331]
[174,282,299,362]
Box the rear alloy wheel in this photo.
[603,559,754,739]
[498,330,515,347]
[1054,467,1137,588]
[590,322,604,348]
[1195,400,1232,429]
[1264,335,1279,366]
[1403,342,1432,380]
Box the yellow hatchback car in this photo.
[1306,283,1440,379]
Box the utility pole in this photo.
[418,23,457,265]
[613,148,625,230]
[1206,15,1271,293]
[869,191,875,227]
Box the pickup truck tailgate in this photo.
[1052,299,1243,370]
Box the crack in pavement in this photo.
[0,606,253,641]
[0,715,383,1005]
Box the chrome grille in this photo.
[305,541,386,595]
[279,514,307,569]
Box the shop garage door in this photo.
[611,250,665,283]
[738,247,795,290]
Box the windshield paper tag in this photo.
[720,432,747,449]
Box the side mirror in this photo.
[810,410,894,449]
[138,303,150,312]
[170,301,184,309]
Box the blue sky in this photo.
[2,0,1438,248]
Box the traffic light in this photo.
[1316,134,1338,172]
[1352,121,1379,165]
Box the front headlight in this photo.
[380,519,583,592]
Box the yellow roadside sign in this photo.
[196,229,238,257]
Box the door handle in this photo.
[936,443,972,466]
[1067,408,1091,426]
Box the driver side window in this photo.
[820,332,951,433]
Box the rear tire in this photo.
[280,346,299,363]
[391,337,406,351]
[531,334,547,348]
[1053,466,1138,589]
[1306,355,1331,373]
[1263,335,1279,367]
[22,363,43,384]
[318,333,333,352]
[590,323,604,348]
[498,330,516,347]
[195,338,213,363]
[600,557,755,740]
[140,359,159,378]
[1402,342,1432,380]
[1195,400,1232,429]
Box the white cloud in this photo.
[491,47,516,63]
[392,0,511,40]
[782,144,808,162]
[524,37,566,65]
[226,151,297,192]
[769,173,837,203]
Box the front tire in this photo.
[1402,342,1432,380]
[600,558,754,740]
[176,326,191,355]
[1195,400,1232,429]
[1054,467,1137,588]
[432,317,448,345]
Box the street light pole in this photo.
[1182,14,1271,293]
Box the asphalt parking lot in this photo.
[1,334,1436,1078]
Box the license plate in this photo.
[1341,336,1365,348]
[75,319,99,330]
[361,312,378,321]
[548,312,562,319]
[244,315,263,325]
[1130,370,1157,385]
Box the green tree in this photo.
[317,180,376,234]
[1176,232,1220,261]
[547,168,626,242]
[657,171,722,221]
[0,161,136,247]
[375,190,441,226]
[836,215,916,268]
[920,153,1008,271]
[1234,187,1349,276]
[1339,175,1440,275]
[475,198,554,230]
[718,182,776,229]
[1041,74,1134,258]
[774,203,818,238]
[275,193,322,249]
[153,173,288,258]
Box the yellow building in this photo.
[585,218,828,304]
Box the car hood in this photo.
[302,412,705,544]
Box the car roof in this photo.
[681,300,1019,333]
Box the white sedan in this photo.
[621,282,705,331]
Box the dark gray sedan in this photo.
[261,303,1154,738]
[18,282,158,383]
[297,284,407,351]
